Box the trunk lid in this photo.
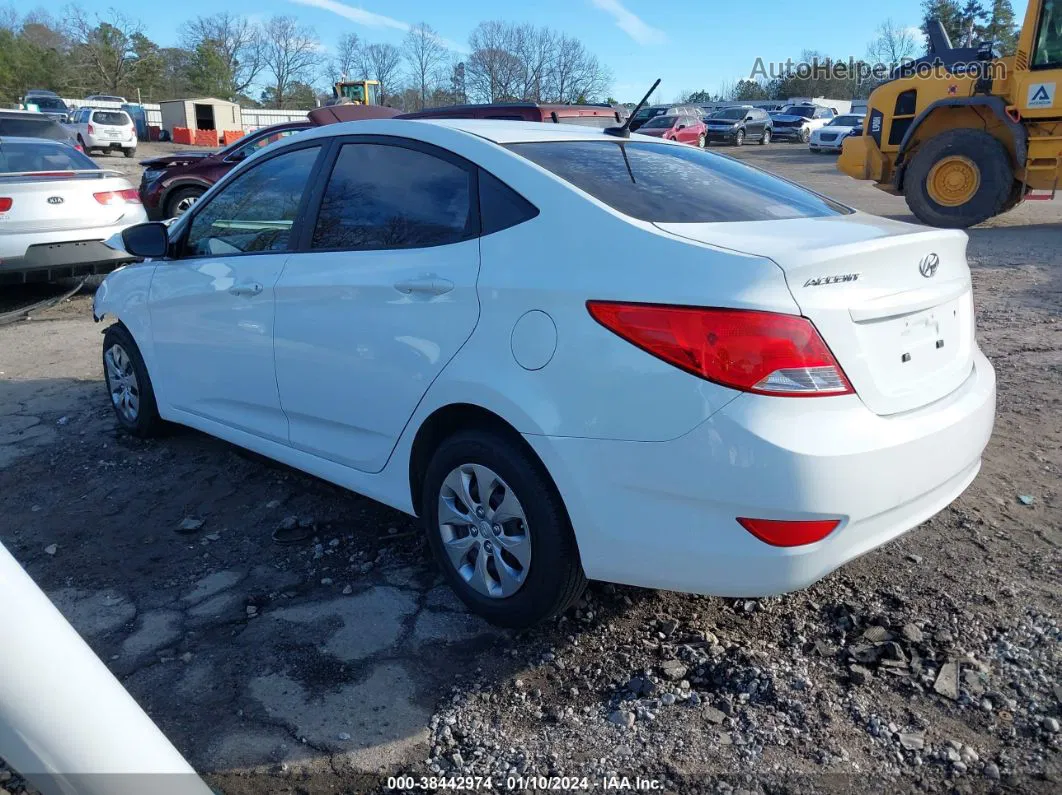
[655,214,975,415]
[0,173,138,233]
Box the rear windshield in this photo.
[92,111,130,126]
[506,141,849,223]
[0,116,66,140]
[31,96,67,111]
[558,115,618,128]
[0,141,96,173]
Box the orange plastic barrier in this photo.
[171,126,193,145]
[194,129,219,147]
[222,129,245,145]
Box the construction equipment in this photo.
[839,1,1062,227]
[331,79,381,106]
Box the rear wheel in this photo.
[102,324,163,438]
[903,128,1013,228]
[422,429,587,628]
[734,129,745,146]
[799,127,811,143]
[124,147,136,159]
[165,186,204,218]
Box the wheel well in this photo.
[408,404,545,518]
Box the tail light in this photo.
[75,143,84,152]
[87,123,95,135]
[94,188,141,205]
[0,198,11,212]
[737,518,841,547]
[587,302,853,397]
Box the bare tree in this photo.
[356,42,404,105]
[328,31,360,84]
[403,22,448,111]
[511,24,554,102]
[547,35,610,103]
[180,12,263,99]
[260,15,320,109]
[65,6,143,93]
[465,21,523,103]
[866,19,920,65]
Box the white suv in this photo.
[70,108,137,157]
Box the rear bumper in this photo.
[0,216,145,284]
[84,135,136,150]
[525,349,996,597]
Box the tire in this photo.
[799,127,811,143]
[697,133,705,149]
[102,324,164,438]
[734,129,745,147]
[903,128,1013,229]
[165,186,204,218]
[124,147,136,159]
[421,429,587,628]
[760,128,771,145]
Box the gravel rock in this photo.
[898,732,925,751]
[704,707,726,724]
[177,517,204,534]
[1043,717,1060,733]
[660,660,687,681]
[934,660,960,699]
[984,762,1000,780]
[608,710,635,729]
[43,543,57,555]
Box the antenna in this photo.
[604,78,660,138]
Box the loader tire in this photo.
[903,129,1012,228]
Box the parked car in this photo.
[22,90,69,122]
[635,113,706,146]
[0,137,145,285]
[769,104,836,142]
[809,114,866,153]
[85,95,127,104]
[628,105,702,131]
[138,120,311,219]
[68,107,138,157]
[95,118,995,627]
[703,106,773,146]
[0,110,80,149]
[398,102,628,128]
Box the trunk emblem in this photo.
[47,196,64,205]
[919,253,940,278]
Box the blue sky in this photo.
[72,0,1032,100]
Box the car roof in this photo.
[0,110,56,119]
[0,136,70,146]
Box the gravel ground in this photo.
[0,142,1058,795]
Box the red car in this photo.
[138,121,311,219]
[634,113,706,147]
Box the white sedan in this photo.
[93,119,996,627]
[810,114,867,153]
[0,137,146,283]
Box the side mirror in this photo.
[677,123,687,129]
[121,222,169,259]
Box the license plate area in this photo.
[857,297,967,388]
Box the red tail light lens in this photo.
[75,144,84,152]
[587,302,853,397]
[0,198,11,212]
[87,123,95,135]
[94,188,142,205]
[737,517,841,547]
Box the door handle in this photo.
[228,282,263,297]
[393,277,454,296]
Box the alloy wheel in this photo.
[104,343,140,423]
[437,463,531,599]
[174,195,199,215]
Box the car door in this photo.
[148,142,325,443]
[272,137,482,473]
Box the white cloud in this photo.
[590,0,667,46]
[289,0,466,51]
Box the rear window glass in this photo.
[0,141,96,173]
[31,96,67,110]
[507,141,850,223]
[92,111,130,126]
[557,115,616,128]
[0,116,65,140]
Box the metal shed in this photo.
[157,97,241,134]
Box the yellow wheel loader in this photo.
[839,0,1062,227]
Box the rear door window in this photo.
[508,140,850,223]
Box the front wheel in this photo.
[760,129,771,145]
[734,129,745,147]
[102,324,164,438]
[697,133,705,149]
[422,430,587,628]
[165,186,204,218]
[903,128,1013,228]
[799,127,811,143]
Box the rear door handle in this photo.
[394,277,454,296]
[228,282,263,297]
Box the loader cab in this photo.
[1032,0,1062,68]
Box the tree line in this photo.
[0,6,612,111]
[677,1,1018,105]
